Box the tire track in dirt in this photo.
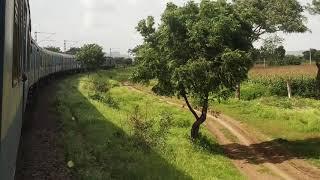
[124,84,320,180]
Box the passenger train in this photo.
[0,0,113,179]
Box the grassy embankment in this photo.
[213,65,320,166]
[53,68,244,180]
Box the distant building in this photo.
[107,51,131,58]
[111,51,121,58]
[286,50,304,56]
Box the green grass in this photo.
[53,68,244,180]
[213,97,320,139]
[212,96,320,166]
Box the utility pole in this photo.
[110,48,112,57]
[310,48,312,65]
[64,40,66,52]
[34,31,55,43]
[128,49,132,58]
[63,40,78,52]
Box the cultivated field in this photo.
[249,64,317,78]
[215,64,320,167]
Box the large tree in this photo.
[259,35,285,65]
[233,0,308,98]
[302,49,318,61]
[66,47,81,55]
[234,0,308,41]
[76,44,105,70]
[133,1,253,139]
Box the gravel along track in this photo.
[15,82,71,180]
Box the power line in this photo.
[64,40,79,52]
[34,31,55,43]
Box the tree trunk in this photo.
[191,115,206,139]
[180,89,209,139]
[235,83,241,100]
[286,80,292,99]
[316,63,320,98]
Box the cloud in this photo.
[31,0,320,54]
[81,0,118,28]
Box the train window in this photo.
[12,0,21,87]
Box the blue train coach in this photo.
[0,0,80,179]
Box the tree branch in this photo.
[181,91,199,120]
[200,94,209,120]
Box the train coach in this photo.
[0,0,82,179]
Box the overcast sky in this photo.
[30,0,320,54]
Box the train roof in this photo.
[31,39,75,58]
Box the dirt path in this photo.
[125,84,320,180]
[15,82,71,180]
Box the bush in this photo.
[129,106,173,149]
[83,80,110,93]
[240,81,270,100]
[85,80,119,108]
[89,92,119,109]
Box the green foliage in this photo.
[54,69,244,179]
[274,46,286,60]
[114,57,133,66]
[44,46,62,53]
[303,49,320,61]
[283,55,303,65]
[213,97,320,167]
[66,47,81,55]
[133,0,308,138]
[259,35,288,65]
[316,51,320,62]
[76,44,105,69]
[235,0,308,39]
[89,92,119,109]
[269,55,303,66]
[82,79,111,93]
[240,81,270,100]
[133,0,253,112]
[309,0,320,14]
[246,77,317,98]
[129,106,173,149]
[84,80,119,108]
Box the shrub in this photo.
[240,81,270,100]
[86,80,119,108]
[83,80,110,93]
[129,106,173,149]
[89,92,119,109]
